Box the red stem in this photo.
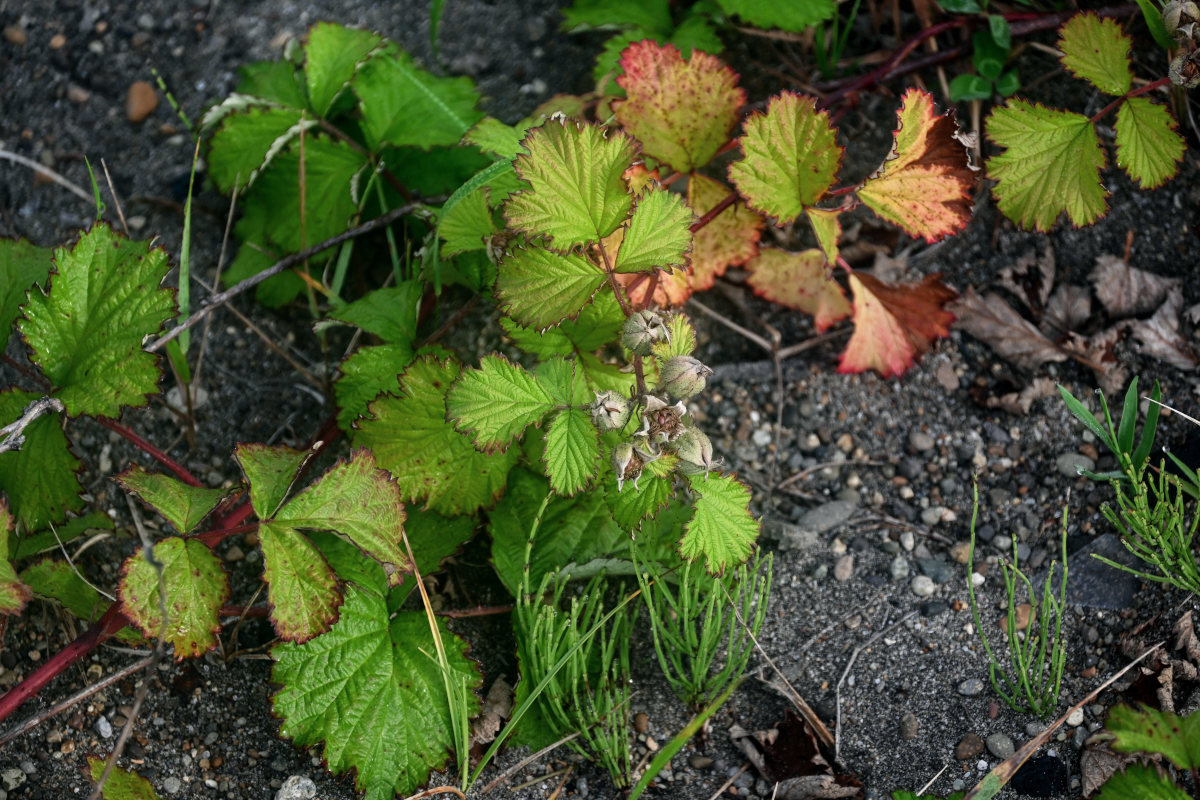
[96,417,202,487]
[690,192,737,234]
[1091,76,1173,123]
[219,605,270,618]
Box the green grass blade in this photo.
[1116,376,1138,455]
[1131,380,1162,467]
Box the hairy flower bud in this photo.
[673,428,714,476]
[621,310,669,356]
[656,356,713,400]
[590,390,632,432]
[1170,50,1200,88]
[1163,0,1200,42]
[611,440,647,492]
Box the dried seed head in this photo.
[673,428,714,476]
[611,441,647,492]
[640,394,687,443]
[656,355,713,400]
[1170,51,1200,88]
[1163,0,1200,41]
[590,390,632,432]
[621,310,669,356]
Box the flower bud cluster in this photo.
[1164,1,1200,87]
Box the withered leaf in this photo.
[1080,734,1126,796]
[1128,287,1197,370]
[999,242,1055,318]
[1174,611,1200,666]
[1042,283,1092,335]
[469,675,513,746]
[985,377,1058,415]
[950,287,1067,371]
[1091,254,1180,317]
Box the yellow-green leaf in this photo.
[1115,96,1185,189]
[1059,12,1131,96]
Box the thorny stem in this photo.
[96,416,203,487]
[1091,76,1173,123]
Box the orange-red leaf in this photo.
[746,248,851,332]
[857,88,977,243]
[615,40,744,173]
[838,271,957,377]
[688,174,763,291]
[616,268,691,308]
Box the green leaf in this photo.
[206,107,309,193]
[1115,97,1185,189]
[234,59,308,107]
[22,558,107,625]
[1057,383,1115,451]
[87,755,163,799]
[447,354,557,451]
[272,589,481,800]
[116,466,229,534]
[1133,0,1174,50]
[234,443,311,519]
[727,92,841,225]
[716,0,836,32]
[354,356,519,515]
[438,187,496,256]
[985,100,1107,231]
[464,117,528,160]
[561,0,673,32]
[0,504,29,615]
[1106,705,1200,769]
[328,282,424,344]
[501,292,626,358]
[19,224,175,419]
[119,537,230,658]
[533,356,590,407]
[1095,762,1191,800]
[988,14,1012,50]
[0,389,83,531]
[355,48,483,151]
[334,343,416,431]
[669,14,725,57]
[384,143,492,197]
[304,22,383,116]
[495,245,606,330]
[1059,12,1131,96]
[651,313,698,360]
[504,119,636,249]
[0,238,52,338]
[276,450,410,585]
[972,29,1008,80]
[605,462,675,531]
[10,510,112,560]
[950,73,993,102]
[614,188,695,273]
[258,521,342,642]
[543,409,600,496]
[680,473,758,573]
[1117,376,1139,456]
[389,508,476,605]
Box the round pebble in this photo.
[275,777,316,800]
[1056,451,1095,478]
[986,732,1015,758]
[126,81,159,123]
[911,575,935,597]
[833,554,854,582]
[889,555,910,580]
[1067,708,1084,726]
[957,678,985,696]
[899,711,918,740]
[955,732,984,759]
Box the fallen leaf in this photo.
[1042,283,1092,335]
[1060,326,1127,395]
[730,709,860,798]
[839,272,957,378]
[950,287,1067,372]
[1080,734,1125,796]
[998,242,1055,318]
[986,377,1058,415]
[1174,612,1200,665]
[1090,253,1180,317]
[1128,287,1197,370]
[470,675,514,746]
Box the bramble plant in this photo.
[1093,704,1200,799]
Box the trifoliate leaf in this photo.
[206,107,309,193]
[0,503,29,615]
[334,343,416,431]
[258,520,341,642]
[328,282,423,344]
[447,355,557,451]
[87,755,163,799]
[688,174,762,293]
[543,409,600,496]
[614,40,744,172]
[1106,704,1200,769]
[727,92,841,224]
[839,272,957,378]
[304,22,383,117]
[495,245,606,330]
[354,357,518,515]
[612,188,695,274]
[233,443,310,520]
[856,88,977,243]
[272,589,480,800]
[504,119,637,248]
[0,238,52,338]
[985,100,1107,230]
[355,48,484,151]
[0,389,83,531]
[116,465,230,534]
[19,224,174,419]
[680,473,758,573]
[1059,13,1131,96]
[806,207,841,266]
[277,449,409,585]
[438,187,496,257]
[716,0,836,31]
[604,461,675,532]
[746,248,851,332]
[119,537,229,659]
[1115,97,1185,189]
[1094,763,1190,800]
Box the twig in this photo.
[687,297,773,354]
[775,458,884,491]
[0,149,95,205]
[917,765,949,796]
[147,203,419,353]
[705,764,749,800]
[100,158,129,236]
[478,731,582,795]
[0,396,64,456]
[835,610,917,763]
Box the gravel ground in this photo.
[2,1,1200,799]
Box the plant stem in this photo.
[1091,76,1174,124]
[95,416,202,487]
[689,191,737,234]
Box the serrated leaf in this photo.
[533,357,590,407]
[579,352,638,394]
[562,0,673,32]
[87,755,163,800]
[116,465,229,534]
[19,224,174,419]
[503,292,626,358]
[1107,705,1200,769]
[234,443,310,520]
[985,100,1107,231]
[355,48,484,150]
[1059,13,1131,96]
[605,465,675,531]
[688,174,762,292]
[651,313,698,360]
[680,473,758,573]
[305,22,383,116]
[805,207,841,267]
[119,537,229,659]
[747,248,851,332]
[10,510,112,560]
[1095,763,1190,800]
[839,272,957,378]
[504,119,636,248]
[328,282,423,344]
[465,117,527,159]
[613,188,695,274]
[856,88,977,243]
[495,245,606,329]
[0,389,83,531]
[235,60,308,107]
[614,40,744,172]
[0,504,29,615]
[0,238,52,338]
[728,92,841,225]
[447,354,556,450]
[258,521,342,642]
[334,343,416,431]
[1115,97,1185,189]
[207,107,309,193]
[354,357,519,516]
[277,449,409,585]
[543,409,600,496]
[438,187,496,256]
[273,589,480,800]
[716,0,835,31]
[21,558,106,624]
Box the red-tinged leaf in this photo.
[746,248,850,332]
[856,88,977,243]
[806,207,841,266]
[839,272,957,378]
[616,268,692,308]
[0,502,30,616]
[727,92,841,224]
[614,40,745,173]
[688,174,763,291]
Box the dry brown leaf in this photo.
[1158,663,1176,712]
[774,775,862,799]
[1061,327,1128,396]
[950,287,1067,371]
[1090,254,1180,317]
[1042,284,1092,335]
[1174,611,1200,664]
[985,377,1057,415]
[469,675,514,746]
[1128,287,1197,370]
[999,242,1055,317]
[1080,734,1125,796]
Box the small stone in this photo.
[224,546,245,562]
[949,541,973,564]
[645,736,659,752]
[836,432,854,452]
[95,716,113,738]
[833,554,854,582]
[688,755,714,769]
[1066,708,1084,727]
[985,732,1014,759]
[920,505,951,525]
[899,530,915,551]
[955,732,984,760]
[1056,452,1095,479]
[957,678,985,696]
[920,599,947,617]
[126,81,159,123]
[633,712,649,734]
[50,33,67,49]
[137,13,156,30]
[911,575,935,597]
[275,776,317,800]
[576,776,588,797]
[67,85,90,103]
[899,712,918,740]
[999,603,1034,634]
[889,555,910,581]
[798,500,858,534]
[752,427,772,447]
[908,430,936,452]
[3,25,27,45]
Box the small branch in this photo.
[686,298,774,354]
[1091,76,1174,124]
[95,416,203,487]
[435,604,514,619]
[0,397,64,456]
[689,191,737,234]
[0,149,95,205]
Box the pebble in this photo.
[224,545,245,562]
[889,555,910,581]
[899,530,915,551]
[833,554,854,582]
[957,678,985,696]
[948,541,972,564]
[985,732,1014,758]
[899,711,918,740]
[911,575,935,597]
[920,505,955,525]
[999,603,1033,634]
[920,600,947,617]
[1066,708,1084,726]
[917,558,955,584]
[908,430,936,452]
[688,755,713,769]
[576,776,588,797]
[275,776,317,800]
[95,715,113,738]
[126,81,159,123]
[3,25,26,45]
[633,712,648,733]
[955,732,984,760]
[50,33,66,49]
[0,769,23,791]
[752,427,772,446]
[798,500,858,534]
[67,85,90,104]
[1055,452,1095,478]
